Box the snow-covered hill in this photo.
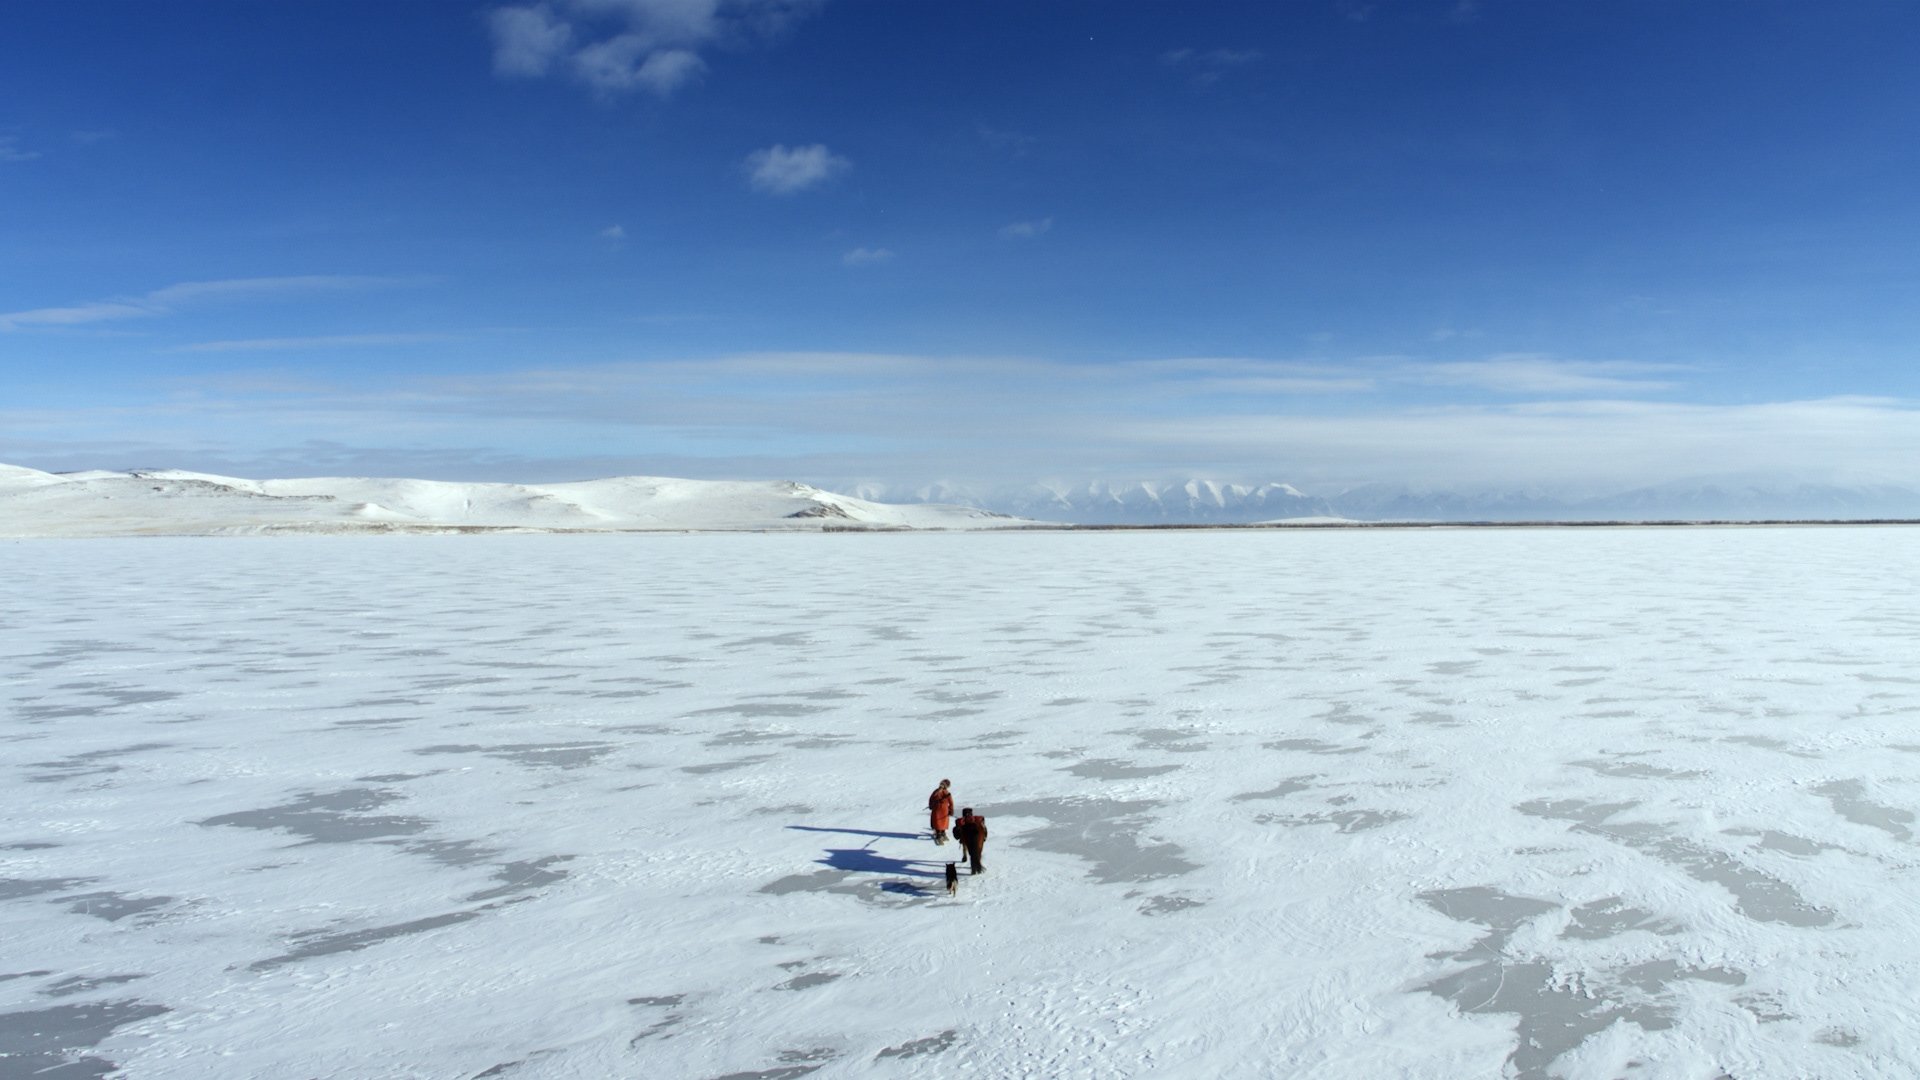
[0,465,1020,537]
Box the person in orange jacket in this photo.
[928,779,954,845]
[951,808,987,875]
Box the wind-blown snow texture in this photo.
[4,530,1918,1078]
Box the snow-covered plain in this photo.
[4,528,1919,1078]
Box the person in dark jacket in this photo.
[928,779,954,845]
[951,808,988,875]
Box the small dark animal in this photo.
[945,862,959,897]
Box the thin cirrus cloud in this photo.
[488,0,823,98]
[1408,355,1686,395]
[1110,398,1920,490]
[999,217,1053,240]
[56,352,1920,491]
[0,135,41,162]
[0,276,418,332]
[976,124,1038,157]
[1160,47,1263,84]
[169,333,456,354]
[1160,48,1262,67]
[842,247,893,266]
[745,143,850,194]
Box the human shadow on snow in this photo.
[787,825,922,841]
[782,827,947,901]
[816,846,944,879]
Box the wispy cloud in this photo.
[1407,355,1685,395]
[841,247,893,266]
[1160,47,1263,85]
[488,0,822,98]
[572,38,706,95]
[0,276,421,332]
[1161,48,1262,67]
[0,135,42,163]
[976,124,1037,157]
[744,143,849,194]
[1094,396,1920,491]
[169,333,455,354]
[599,223,627,242]
[489,4,572,76]
[999,217,1054,240]
[15,350,1920,492]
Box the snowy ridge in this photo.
[0,465,1020,537]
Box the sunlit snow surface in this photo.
[5,529,1919,1078]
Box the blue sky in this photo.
[5,0,1919,491]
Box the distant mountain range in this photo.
[835,477,1920,524]
[840,479,1336,525]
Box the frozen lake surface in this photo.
[4,529,1919,1078]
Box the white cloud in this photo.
[999,217,1053,240]
[488,0,820,98]
[1091,396,1920,491]
[632,48,706,94]
[1161,48,1261,67]
[572,37,706,95]
[169,334,454,354]
[0,276,418,332]
[841,247,893,266]
[490,5,573,76]
[1408,355,1684,395]
[146,275,411,305]
[1161,47,1263,84]
[570,0,724,43]
[15,350,1920,493]
[0,300,152,329]
[568,33,644,87]
[744,143,850,194]
[976,124,1037,156]
[599,224,627,240]
[0,136,42,163]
